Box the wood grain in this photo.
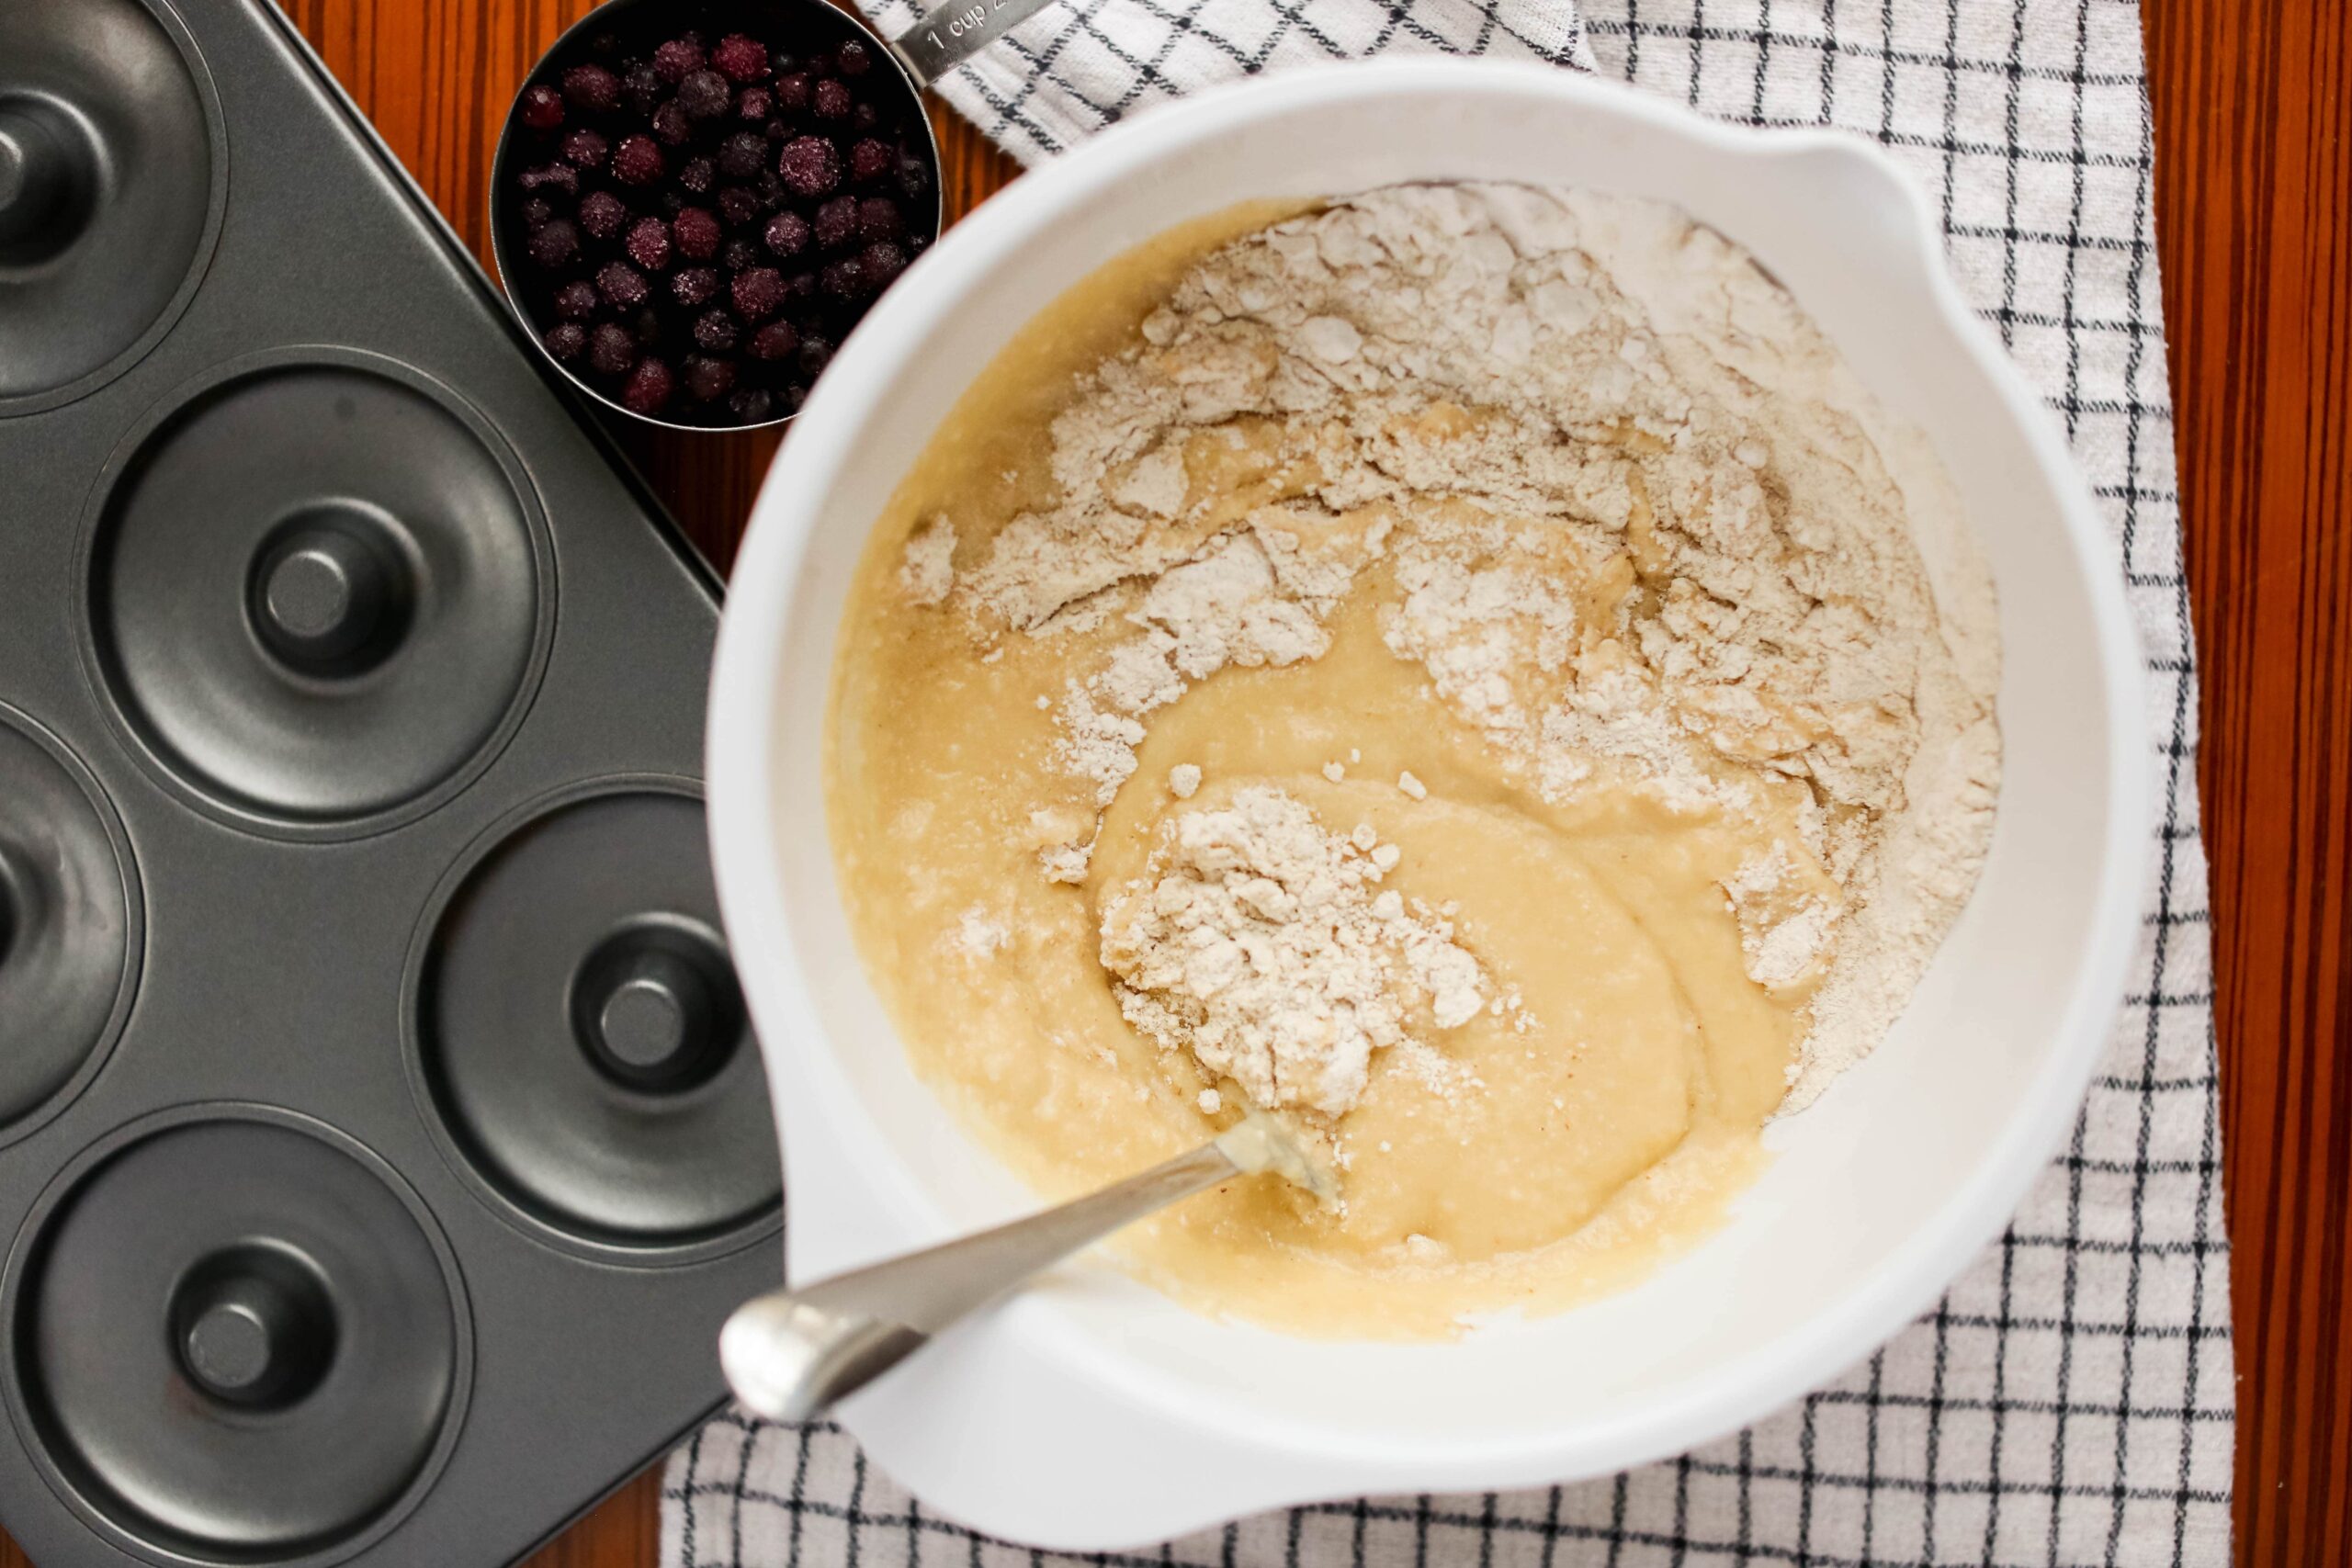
[2146,4,2352,1566]
[0,1,2333,1562]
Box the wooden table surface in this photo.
[5,2,2341,1563]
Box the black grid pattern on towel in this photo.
[663,2,2231,1562]
[865,0,1590,164]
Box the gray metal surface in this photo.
[0,0,785,1562]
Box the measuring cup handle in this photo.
[886,0,1063,90]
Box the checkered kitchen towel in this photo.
[665,2,2232,1562]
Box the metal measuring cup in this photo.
[492,0,1060,432]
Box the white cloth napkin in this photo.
[665,3,2233,1561]
[867,0,1592,161]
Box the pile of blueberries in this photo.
[502,17,938,425]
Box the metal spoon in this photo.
[719,1112,1334,1422]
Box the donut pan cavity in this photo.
[0,704,139,1145]
[81,347,554,836]
[4,1107,469,1564]
[0,0,225,414]
[410,781,779,1260]
[0,2,781,1563]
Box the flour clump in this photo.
[898,515,956,605]
[1100,785,1487,1117]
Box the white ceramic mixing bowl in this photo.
[705,60,2148,1551]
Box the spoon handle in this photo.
[887,0,1066,90]
[720,1140,1240,1422]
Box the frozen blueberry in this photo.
[520,195,556,229]
[612,134,664,185]
[783,269,818,301]
[596,260,649,308]
[673,207,722,259]
[763,209,811,257]
[623,356,675,414]
[747,320,798,361]
[837,39,874,77]
[797,333,834,377]
[718,186,762,226]
[561,62,620,111]
[776,136,841,197]
[729,387,775,423]
[721,236,760,271]
[526,217,580,268]
[765,118,791,144]
[672,265,721,307]
[684,354,738,401]
[897,152,933,197]
[737,85,774,123]
[711,33,770,83]
[718,130,768,180]
[626,216,673,270]
[849,138,893,182]
[553,278,599,319]
[820,255,866,299]
[578,190,628,239]
[632,306,664,344]
[812,78,852,120]
[813,196,857,250]
[774,72,812,113]
[851,100,881,135]
[861,238,908,288]
[678,155,718,194]
[690,309,739,353]
[651,99,695,146]
[652,36,706,84]
[519,162,579,195]
[856,196,903,242]
[519,83,564,130]
[587,321,637,377]
[731,266,787,321]
[623,61,664,114]
[560,128,607,170]
[678,68,733,118]
[543,321,587,361]
[660,190,685,215]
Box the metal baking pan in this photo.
[0,0,782,1561]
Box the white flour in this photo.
[898,515,956,605]
[907,183,1999,1111]
[1099,785,1487,1116]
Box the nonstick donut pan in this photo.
[0,0,783,1562]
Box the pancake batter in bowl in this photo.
[825,185,2001,1337]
